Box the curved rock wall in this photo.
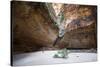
[12,1,58,53]
[11,1,97,54]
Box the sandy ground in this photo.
[13,50,97,66]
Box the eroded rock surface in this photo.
[11,1,97,54]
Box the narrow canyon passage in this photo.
[11,1,97,66]
[12,1,97,54]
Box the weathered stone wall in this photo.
[11,1,58,54]
[11,1,97,54]
[58,4,97,49]
[59,22,97,49]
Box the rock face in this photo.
[63,4,97,30]
[59,22,97,49]
[57,4,97,49]
[11,1,97,54]
[11,1,58,54]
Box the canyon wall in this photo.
[11,1,97,54]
